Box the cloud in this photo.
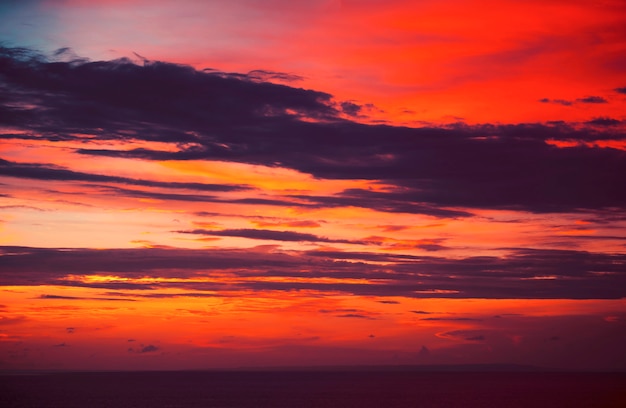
[539,96,610,106]
[1,46,625,215]
[128,344,160,353]
[585,117,622,127]
[253,220,321,228]
[139,344,159,353]
[0,158,248,192]
[577,96,608,104]
[340,101,362,116]
[1,245,625,299]
[615,86,626,94]
[37,294,136,301]
[439,330,486,341]
[176,228,364,244]
[539,98,573,106]
[337,313,376,319]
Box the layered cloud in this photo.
[2,46,625,217]
[2,246,624,299]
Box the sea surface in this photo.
[1,370,625,408]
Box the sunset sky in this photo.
[1,0,625,372]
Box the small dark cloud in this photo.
[246,69,303,83]
[416,244,449,252]
[378,300,400,304]
[614,86,626,94]
[139,344,159,353]
[585,117,622,127]
[66,327,75,334]
[422,317,481,321]
[319,308,359,314]
[337,313,376,320]
[53,343,68,347]
[176,228,363,244]
[577,96,608,104]
[539,98,573,106]
[440,330,485,341]
[38,294,135,302]
[340,101,362,116]
[411,310,433,314]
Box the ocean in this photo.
[1,370,625,407]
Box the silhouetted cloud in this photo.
[1,46,625,215]
[38,294,135,301]
[0,158,248,192]
[139,344,159,353]
[1,246,624,299]
[585,117,622,126]
[176,228,364,244]
[539,98,573,106]
[337,313,376,319]
[577,96,608,104]
[615,86,626,94]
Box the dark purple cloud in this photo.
[139,345,159,353]
[1,46,625,216]
[540,96,611,106]
[585,117,622,127]
[0,158,248,192]
[1,246,624,299]
[539,98,573,106]
[176,228,366,244]
[576,96,608,104]
[38,294,135,301]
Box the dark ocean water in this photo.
[1,371,625,408]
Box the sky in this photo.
[0,0,625,372]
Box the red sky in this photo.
[0,0,625,371]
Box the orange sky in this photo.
[0,0,625,371]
